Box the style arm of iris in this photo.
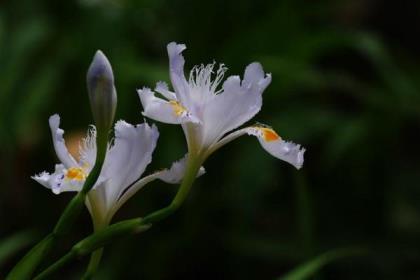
[33,153,203,280]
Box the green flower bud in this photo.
[87,50,117,132]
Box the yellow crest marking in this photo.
[169,100,186,116]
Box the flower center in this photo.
[65,167,87,181]
[169,100,187,116]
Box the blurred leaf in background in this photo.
[1,0,420,279]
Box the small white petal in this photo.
[243,62,271,89]
[155,81,177,100]
[167,42,190,104]
[208,126,305,169]
[32,171,52,189]
[49,114,78,168]
[157,154,205,184]
[32,164,83,194]
[247,126,305,169]
[138,87,199,124]
[113,154,205,214]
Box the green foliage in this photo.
[0,231,36,267]
[1,0,420,278]
[279,248,367,280]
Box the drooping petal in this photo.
[113,154,206,214]
[156,154,206,184]
[167,42,190,104]
[200,63,272,147]
[32,164,85,194]
[49,114,78,168]
[208,125,305,169]
[96,121,159,211]
[138,87,200,124]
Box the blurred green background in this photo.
[1,0,420,279]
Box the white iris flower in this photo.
[138,42,305,169]
[33,114,201,228]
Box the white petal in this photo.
[32,171,53,189]
[156,154,205,184]
[200,63,272,146]
[155,81,177,100]
[208,126,305,169]
[243,62,272,91]
[95,121,159,210]
[113,154,205,214]
[138,87,199,124]
[32,164,83,194]
[49,114,78,168]
[167,42,190,104]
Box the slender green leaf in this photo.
[279,247,367,280]
[0,231,37,266]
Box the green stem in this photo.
[34,218,147,280]
[81,248,104,280]
[33,153,203,279]
[6,234,55,280]
[33,251,77,280]
[142,153,202,224]
[7,131,108,280]
[81,213,108,280]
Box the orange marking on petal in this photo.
[66,167,87,181]
[260,127,281,142]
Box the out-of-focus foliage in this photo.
[1,0,420,279]
[0,231,37,267]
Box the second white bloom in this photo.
[138,42,305,169]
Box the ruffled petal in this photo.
[243,62,272,91]
[156,154,205,184]
[201,63,272,147]
[155,81,177,100]
[208,125,305,169]
[138,87,200,124]
[167,42,190,104]
[113,154,205,214]
[49,114,78,168]
[32,164,84,194]
[96,121,159,210]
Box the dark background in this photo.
[1,0,420,279]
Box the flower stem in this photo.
[141,154,202,224]
[33,153,203,279]
[81,248,104,280]
[7,131,108,280]
[33,251,77,280]
[33,218,147,280]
